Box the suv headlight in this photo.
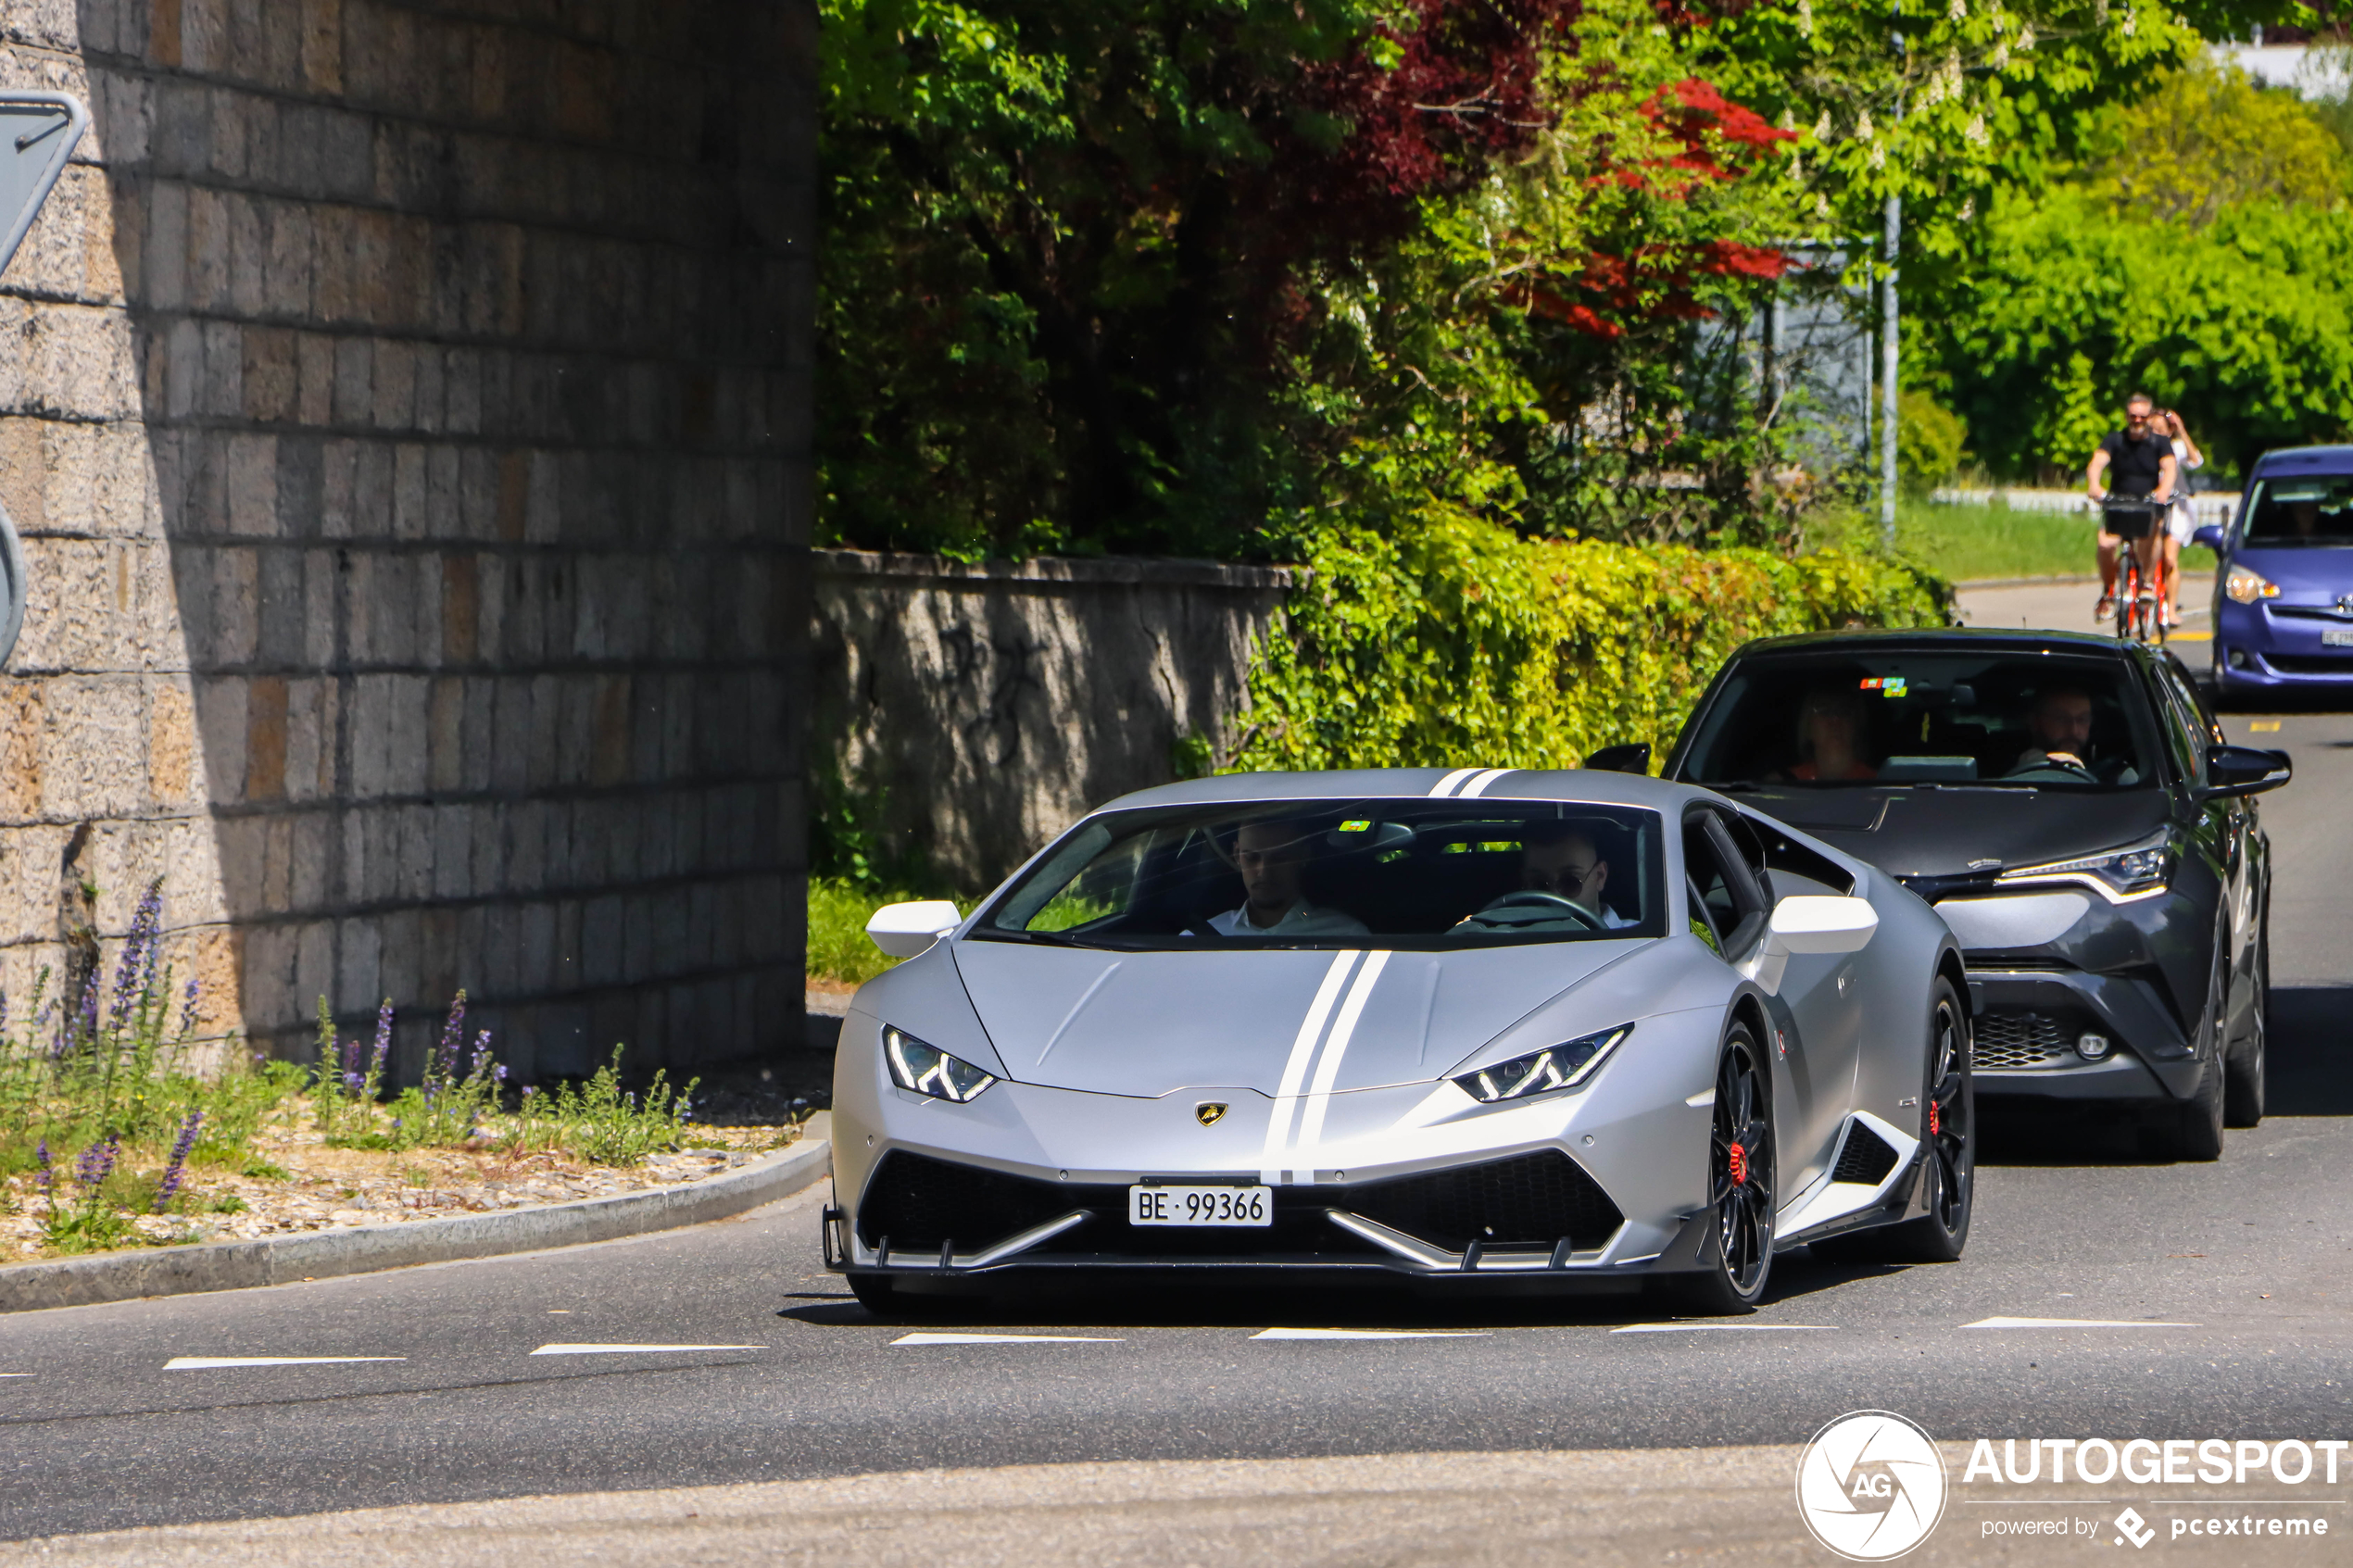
[1453,1024,1633,1104]
[883,1026,999,1103]
[1994,833,2171,903]
[2224,564,2279,604]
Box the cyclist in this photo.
[2156,408,2204,627]
[2084,393,2178,623]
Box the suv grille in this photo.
[1342,1150,1624,1251]
[1973,1010,2076,1071]
[1830,1122,1900,1185]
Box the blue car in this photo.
[2200,444,2353,702]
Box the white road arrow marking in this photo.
[530,1343,767,1355]
[889,1333,1121,1346]
[164,1356,406,1369]
[1251,1327,1489,1340]
[1961,1316,2199,1329]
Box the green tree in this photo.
[2081,58,2349,224]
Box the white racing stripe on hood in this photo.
[1428,767,1482,798]
[1287,949,1392,1183]
[1259,950,1362,1185]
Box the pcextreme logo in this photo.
[1795,1411,1951,1561]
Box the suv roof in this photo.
[1721,626,2138,659]
[2249,444,2353,478]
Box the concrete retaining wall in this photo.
[812,551,1292,890]
[0,2,814,1075]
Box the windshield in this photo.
[2242,474,2353,546]
[974,798,1667,949]
[1678,654,2159,790]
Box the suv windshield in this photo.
[975,799,1667,950]
[1678,653,2159,790]
[2242,474,2353,546]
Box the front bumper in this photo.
[820,1145,1718,1286]
[2212,597,2353,688]
[1966,968,2199,1102]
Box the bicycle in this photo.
[2099,495,2168,644]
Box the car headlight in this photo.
[1994,832,2171,903]
[883,1026,998,1103]
[2224,564,2279,604]
[1453,1024,1633,1104]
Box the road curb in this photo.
[0,1136,832,1314]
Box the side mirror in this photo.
[1737,895,1878,991]
[2201,745,2291,798]
[1582,742,1651,775]
[2191,523,2227,553]
[866,899,963,958]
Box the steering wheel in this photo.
[1464,890,1607,932]
[2005,752,2095,784]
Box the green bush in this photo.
[809,877,975,986]
[1231,517,1948,773]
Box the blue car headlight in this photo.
[883,1026,999,1103]
[1453,1024,1633,1104]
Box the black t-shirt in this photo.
[2098,428,2172,496]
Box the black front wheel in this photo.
[2224,907,2269,1128]
[1875,978,1975,1263]
[1667,1024,1776,1315]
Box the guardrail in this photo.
[1929,488,2238,526]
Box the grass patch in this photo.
[1811,500,2215,583]
[809,877,974,987]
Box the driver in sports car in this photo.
[1518,822,1636,929]
[2007,684,2139,784]
[1205,820,1370,936]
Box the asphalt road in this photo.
[4,584,2349,1556]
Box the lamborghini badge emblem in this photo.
[1196,1102,1227,1127]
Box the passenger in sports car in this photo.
[1517,822,1636,929]
[2008,684,2138,784]
[1204,820,1371,937]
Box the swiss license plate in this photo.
[1128,1185,1273,1227]
[2322,629,2353,647]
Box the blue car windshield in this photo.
[2242,475,2353,546]
[1680,654,2160,790]
[974,799,1667,948]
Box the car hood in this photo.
[1735,786,2173,879]
[2230,544,2353,599]
[949,938,1643,1098]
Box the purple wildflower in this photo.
[35,1139,54,1205]
[179,976,200,1037]
[343,1071,362,1094]
[108,883,165,1032]
[371,997,393,1079]
[72,1135,119,1193]
[436,992,468,1082]
[155,1111,202,1211]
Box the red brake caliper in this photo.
[1930,1100,1941,1137]
[1728,1142,1748,1186]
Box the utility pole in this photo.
[1881,186,1899,547]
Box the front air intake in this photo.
[1340,1149,1623,1251]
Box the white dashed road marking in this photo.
[1961,1316,2200,1329]
[1252,1328,1489,1341]
[1610,1323,1835,1334]
[889,1333,1123,1346]
[164,1357,406,1369]
[530,1344,767,1355]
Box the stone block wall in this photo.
[813,552,1293,891]
[0,1,812,1075]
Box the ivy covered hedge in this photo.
[1231,517,1949,773]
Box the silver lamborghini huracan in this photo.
[824,768,1974,1314]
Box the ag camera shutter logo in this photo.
[1794,1411,1949,1560]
